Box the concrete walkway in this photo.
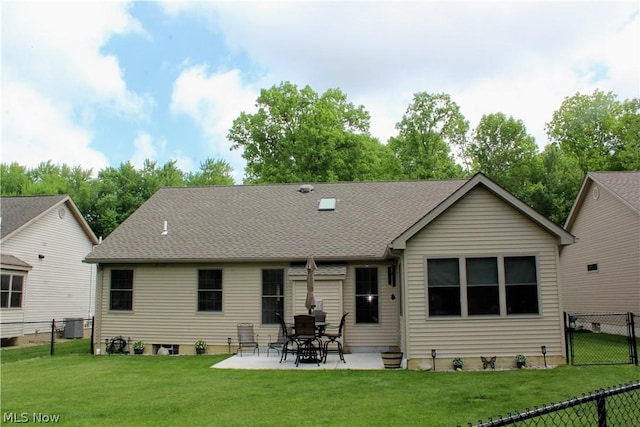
[212,351,406,370]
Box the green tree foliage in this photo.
[524,144,584,225]
[0,163,32,195]
[0,158,233,238]
[228,81,393,183]
[465,113,538,199]
[389,92,467,179]
[185,158,235,186]
[546,90,640,172]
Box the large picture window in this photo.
[427,258,461,316]
[355,267,379,323]
[1,274,24,308]
[427,256,539,317]
[262,269,284,324]
[198,270,222,312]
[505,256,539,314]
[110,270,133,311]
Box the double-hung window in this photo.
[427,258,461,316]
[466,257,500,315]
[198,270,222,312]
[355,267,379,323]
[262,269,284,325]
[1,274,24,308]
[505,256,539,314]
[110,270,133,311]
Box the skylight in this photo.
[318,198,337,211]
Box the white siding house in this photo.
[86,174,575,368]
[1,195,99,339]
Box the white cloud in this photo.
[1,82,109,173]
[130,132,158,169]
[170,66,260,181]
[1,2,150,170]
[161,1,638,150]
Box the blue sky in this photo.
[2,1,638,183]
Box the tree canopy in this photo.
[389,92,467,179]
[546,90,640,172]
[228,82,396,183]
[2,84,637,236]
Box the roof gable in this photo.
[0,195,98,244]
[391,174,576,249]
[565,171,640,230]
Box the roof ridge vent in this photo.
[298,184,314,193]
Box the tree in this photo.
[185,158,235,186]
[0,162,31,195]
[228,82,387,183]
[524,144,584,225]
[389,92,467,179]
[546,90,640,172]
[88,160,187,238]
[465,113,538,198]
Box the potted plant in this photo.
[133,341,144,355]
[516,354,527,368]
[195,340,207,355]
[452,357,464,370]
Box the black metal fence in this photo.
[565,312,638,366]
[465,382,640,426]
[0,317,94,355]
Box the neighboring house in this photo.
[1,195,99,339]
[85,174,575,369]
[560,171,640,315]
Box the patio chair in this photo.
[276,313,298,363]
[236,323,259,357]
[322,312,349,363]
[266,320,287,357]
[293,315,322,367]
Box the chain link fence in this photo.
[565,312,638,366]
[1,318,94,355]
[464,382,640,426]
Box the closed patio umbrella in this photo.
[305,256,317,314]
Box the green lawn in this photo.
[570,331,638,365]
[1,340,638,426]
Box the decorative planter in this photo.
[134,348,144,355]
[381,351,403,369]
[196,348,206,355]
[517,361,526,369]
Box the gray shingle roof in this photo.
[590,171,640,212]
[0,195,68,240]
[85,179,469,263]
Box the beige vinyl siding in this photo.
[98,263,289,348]
[1,202,96,334]
[291,279,343,325]
[404,187,564,361]
[343,264,399,351]
[561,181,640,313]
[97,261,400,352]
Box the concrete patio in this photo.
[212,350,406,370]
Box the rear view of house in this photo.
[85,174,575,369]
[1,195,99,341]
[561,171,640,314]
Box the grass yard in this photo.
[1,340,638,426]
[570,331,639,365]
